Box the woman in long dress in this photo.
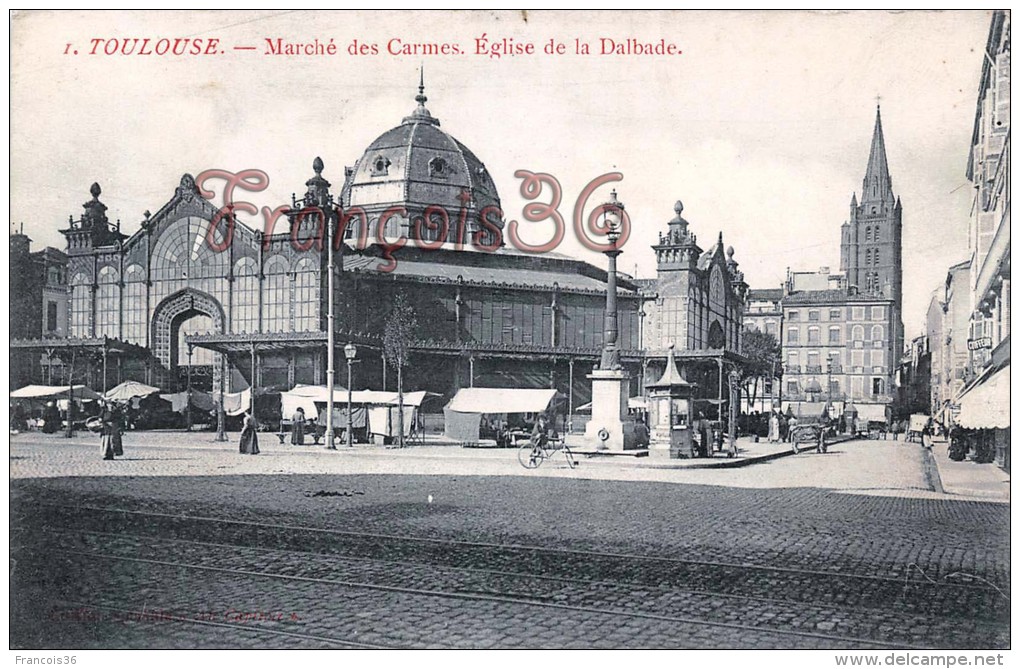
[101,402,116,460]
[239,411,260,455]
[291,407,306,445]
[768,412,780,443]
[111,403,124,456]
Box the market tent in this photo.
[280,385,435,423]
[11,384,101,401]
[782,401,830,419]
[956,364,1009,429]
[444,388,560,442]
[280,384,348,421]
[104,381,160,402]
[214,388,252,416]
[349,390,435,407]
[574,396,647,412]
[854,403,889,424]
[159,391,215,413]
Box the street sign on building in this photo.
[967,337,992,351]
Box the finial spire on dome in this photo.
[416,65,427,106]
[403,65,440,126]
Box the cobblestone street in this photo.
[9,432,1010,649]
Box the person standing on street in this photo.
[110,402,124,456]
[291,407,306,446]
[240,411,260,455]
[100,401,116,460]
[768,412,780,443]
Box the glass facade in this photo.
[232,258,259,334]
[70,272,91,338]
[263,255,290,333]
[123,264,147,345]
[294,258,319,332]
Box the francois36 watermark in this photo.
[195,169,632,272]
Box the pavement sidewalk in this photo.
[927,438,1010,502]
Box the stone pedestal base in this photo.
[585,369,638,451]
[648,427,694,459]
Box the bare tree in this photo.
[383,294,418,448]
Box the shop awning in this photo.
[104,381,161,402]
[11,384,101,401]
[854,403,889,423]
[957,364,1010,429]
[783,401,829,418]
[575,396,647,413]
[445,388,560,415]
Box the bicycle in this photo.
[518,436,577,469]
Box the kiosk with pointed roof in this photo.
[646,344,696,458]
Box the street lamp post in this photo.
[345,343,357,448]
[600,192,623,372]
[728,368,741,457]
[585,189,636,452]
[325,197,337,450]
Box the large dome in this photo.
[342,81,502,243]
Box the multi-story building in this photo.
[925,289,945,419]
[781,289,895,422]
[741,287,782,413]
[954,10,1010,470]
[940,260,974,416]
[896,334,931,417]
[9,228,68,389]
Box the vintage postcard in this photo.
[8,9,1010,661]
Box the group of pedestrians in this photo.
[766,412,800,443]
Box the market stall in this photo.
[443,388,562,445]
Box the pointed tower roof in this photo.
[861,105,894,204]
[866,106,890,184]
[646,344,692,389]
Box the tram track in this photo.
[37,599,394,650]
[15,504,1011,649]
[34,542,931,649]
[37,525,1009,638]
[25,501,1009,619]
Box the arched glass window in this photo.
[851,324,865,342]
[122,264,146,345]
[263,255,290,333]
[865,226,872,242]
[232,257,259,334]
[293,258,319,332]
[874,225,880,241]
[871,324,884,343]
[874,248,880,266]
[70,272,91,338]
[95,265,120,338]
[865,249,872,266]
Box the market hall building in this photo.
[10,84,750,423]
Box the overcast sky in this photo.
[10,10,993,336]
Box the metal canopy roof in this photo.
[9,336,149,357]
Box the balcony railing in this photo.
[805,365,823,373]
